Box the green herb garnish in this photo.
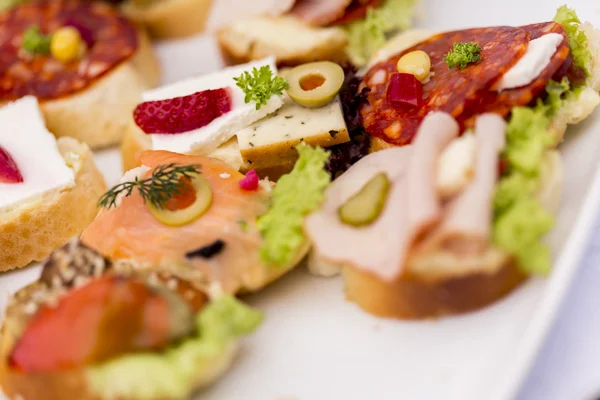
[444,42,482,69]
[233,65,288,110]
[98,164,201,209]
[21,25,52,55]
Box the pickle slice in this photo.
[338,173,390,227]
[286,61,345,108]
[148,174,213,226]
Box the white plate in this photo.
[2,0,600,399]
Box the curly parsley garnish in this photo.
[98,164,201,209]
[22,25,52,55]
[233,65,288,110]
[444,42,482,69]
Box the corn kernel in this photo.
[396,50,431,82]
[50,27,84,63]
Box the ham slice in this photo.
[419,114,506,255]
[290,0,353,27]
[305,112,459,281]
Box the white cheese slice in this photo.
[436,133,476,199]
[0,96,75,212]
[146,57,284,155]
[237,95,349,167]
[496,33,564,91]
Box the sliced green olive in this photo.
[286,61,345,108]
[338,173,390,227]
[148,174,212,226]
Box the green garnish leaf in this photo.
[344,0,418,66]
[98,163,201,209]
[22,25,52,55]
[257,143,330,267]
[444,42,482,69]
[233,65,288,110]
[554,5,591,77]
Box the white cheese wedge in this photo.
[436,133,476,199]
[0,96,75,212]
[496,33,564,91]
[237,95,350,168]
[146,57,284,155]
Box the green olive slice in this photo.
[286,61,345,108]
[148,174,213,226]
[338,173,390,227]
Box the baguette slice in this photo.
[39,30,160,149]
[217,15,348,67]
[0,138,107,272]
[121,0,213,39]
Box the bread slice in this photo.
[120,122,246,173]
[121,0,213,39]
[216,15,348,67]
[39,30,160,149]
[0,138,107,272]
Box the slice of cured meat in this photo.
[329,0,382,26]
[289,0,353,27]
[360,26,529,146]
[463,22,570,126]
[0,0,138,101]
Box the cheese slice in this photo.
[237,95,350,169]
[0,96,75,213]
[146,57,284,155]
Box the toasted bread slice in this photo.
[217,15,348,67]
[0,138,106,272]
[40,30,160,149]
[121,0,213,39]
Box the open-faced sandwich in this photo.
[83,143,330,294]
[216,0,419,68]
[304,6,600,319]
[0,96,106,272]
[0,240,262,400]
[121,57,352,179]
[0,0,160,149]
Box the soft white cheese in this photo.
[146,57,284,155]
[0,96,75,212]
[496,33,564,91]
[436,133,476,198]
[114,165,151,208]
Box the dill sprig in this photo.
[98,163,202,209]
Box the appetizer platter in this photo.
[1,0,600,399]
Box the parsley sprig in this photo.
[233,65,288,110]
[444,42,482,69]
[22,25,52,55]
[98,163,201,209]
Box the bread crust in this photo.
[122,0,213,39]
[0,138,107,272]
[344,260,527,319]
[39,30,160,149]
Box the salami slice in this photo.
[360,26,529,146]
[462,22,570,126]
[0,0,138,101]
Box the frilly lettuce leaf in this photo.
[257,143,330,267]
[345,0,419,66]
[554,5,592,77]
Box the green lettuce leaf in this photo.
[344,0,419,66]
[554,5,592,77]
[257,143,330,267]
[88,296,262,400]
[493,104,556,275]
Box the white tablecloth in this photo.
[518,220,600,400]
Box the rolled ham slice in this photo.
[290,0,353,26]
[305,112,459,281]
[418,114,506,255]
